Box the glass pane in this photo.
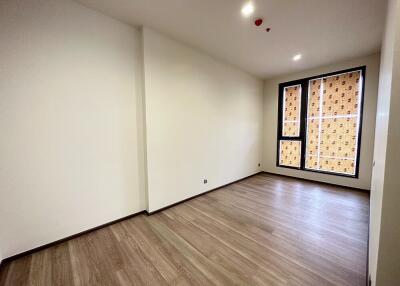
[319,158,355,175]
[279,140,301,168]
[322,71,361,117]
[306,118,319,156]
[305,70,362,176]
[282,85,301,137]
[320,117,357,158]
[307,79,322,118]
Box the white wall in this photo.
[0,0,145,258]
[0,238,2,266]
[262,53,380,190]
[369,1,396,282]
[142,28,263,212]
[370,1,400,285]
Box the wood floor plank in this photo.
[129,216,214,286]
[196,190,367,273]
[157,210,283,285]
[1,255,32,286]
[0,173,369,285]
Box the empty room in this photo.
[1,0,400,285]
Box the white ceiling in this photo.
[76,0,387,78]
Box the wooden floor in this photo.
[0,173,370,286]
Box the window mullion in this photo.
[317,79,324,170]
[300,81,308,170]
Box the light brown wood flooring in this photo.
[0,173,370,286]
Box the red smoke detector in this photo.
[254,18,263,27]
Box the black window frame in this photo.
[276,66,366,178]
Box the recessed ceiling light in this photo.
[293,54,302,61]
[241,2,254,17]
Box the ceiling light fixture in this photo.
[241,2,254,17]
[293,54,302,61]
